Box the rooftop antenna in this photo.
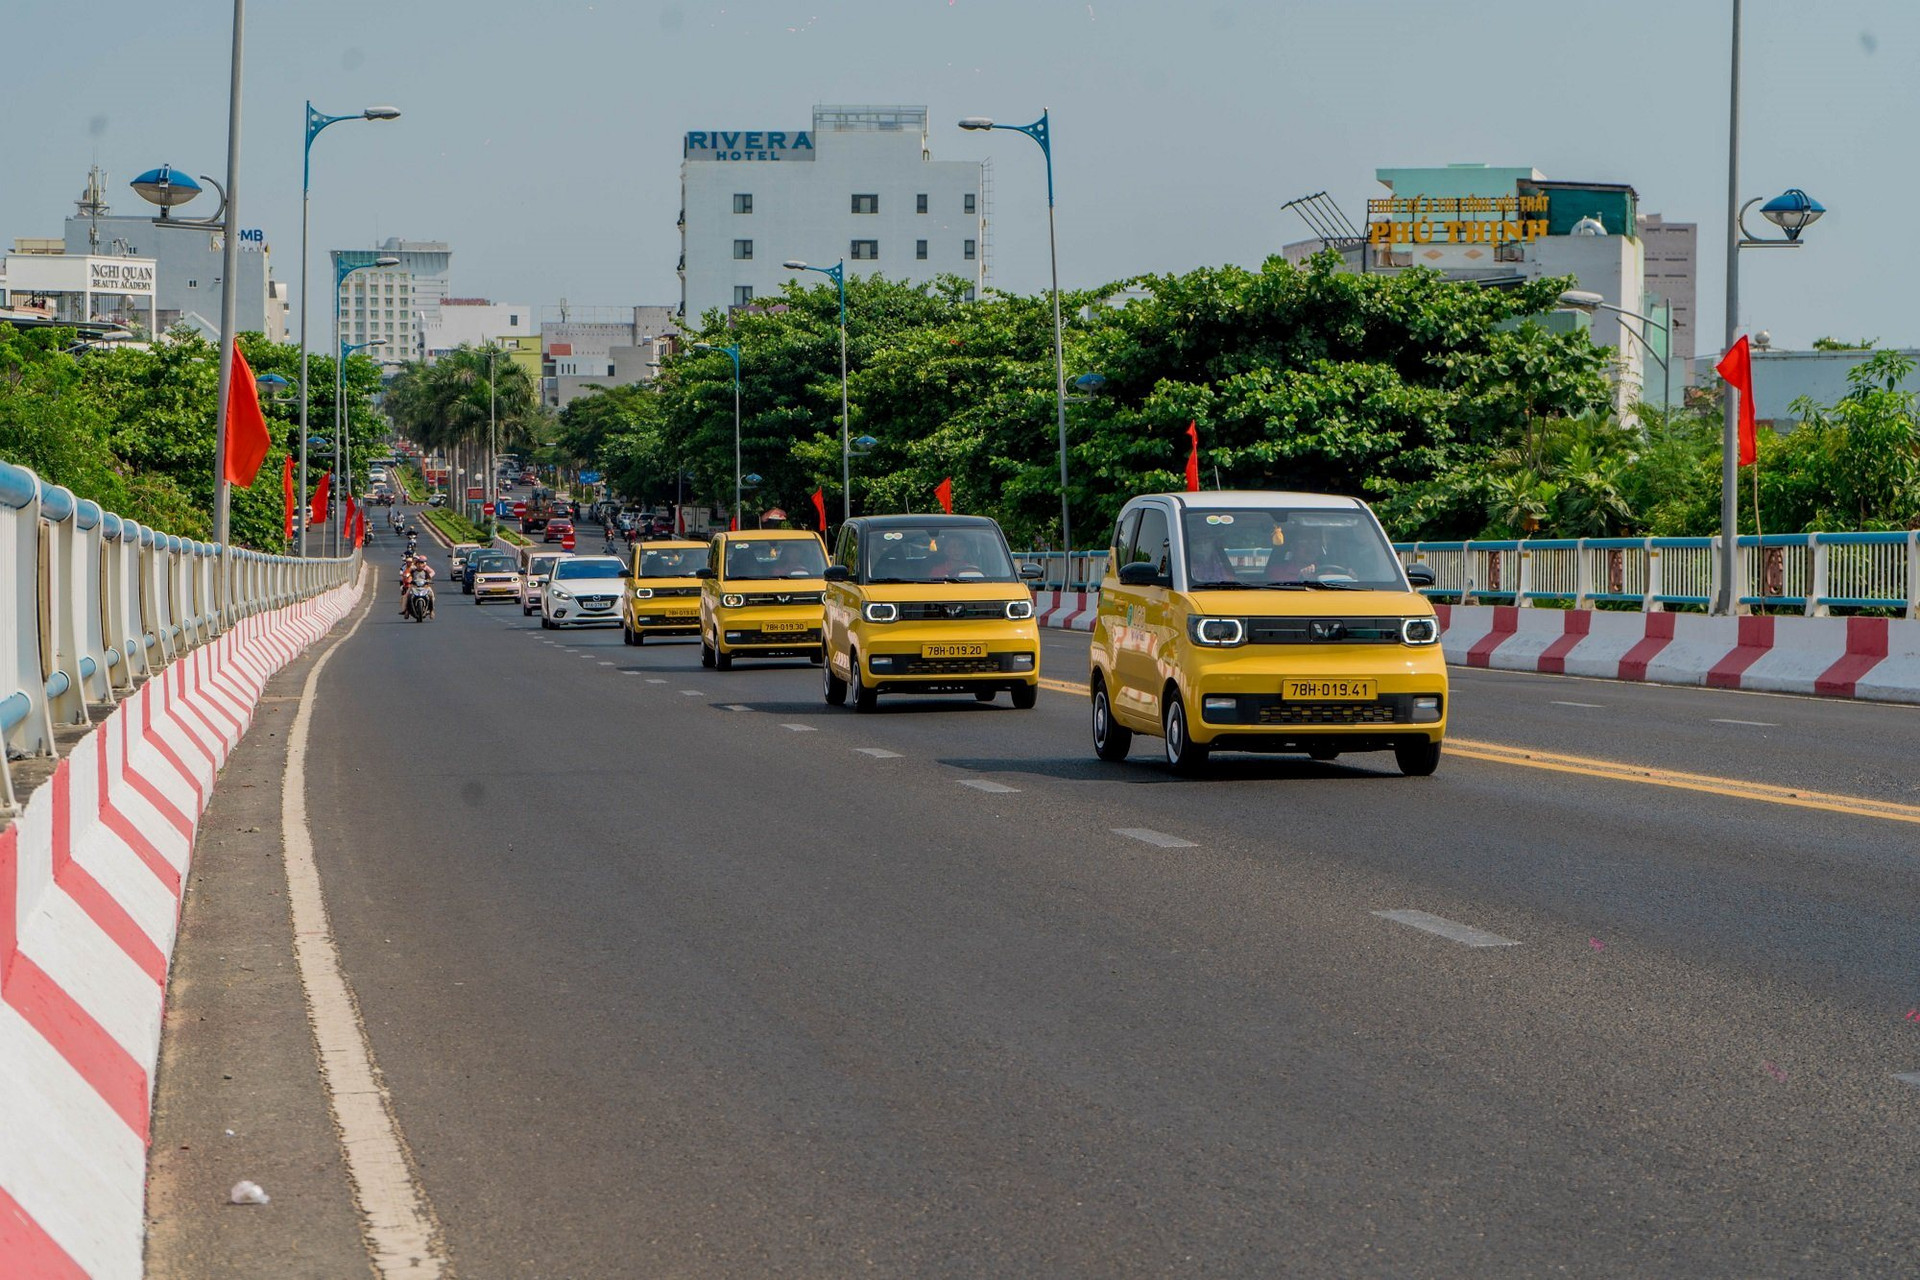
[77,165,111,253]
[558,296,570,323]
[1281,191,1365,253]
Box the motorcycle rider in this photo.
[399,553,436,618]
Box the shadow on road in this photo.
[938,754,1394,784]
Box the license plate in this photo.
[1285,678,1376,701]
[922,643,987,659]
[762,620,807,634]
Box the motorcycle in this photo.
[405,569,434,622]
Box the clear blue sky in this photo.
[5,0,1911,349]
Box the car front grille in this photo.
[731,628,822,645]
[741,591,823,606]
[1245,617,1403,644]
[639,586,700,597]
[896,601,1008,621]
[900,656,1001,675]
[1256,701,1401,725]
[578,595,616,609]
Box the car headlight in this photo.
[862,601,898,623]
[1401,616,1440,646]
[632,586,653,599]
[722,593,744,608]
[1005,598,1034,620]
[550,586,573,600]
[1188,616,1246,647]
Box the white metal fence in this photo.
[1393,533,1920,617]
[0,459,357,814]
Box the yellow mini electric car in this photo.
[821,514,1043,712]
[1089,491,1446,776]
[622,540,707,645]
[698,529,829,669]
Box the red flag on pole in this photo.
[345,494,360,545]
[810,488,827,531]
[1185,421,1201,492]
[1716,335,1757,466]
[934,477,954,514]
[222,342,272,486]
[308,471,332,527]
[352,507,366,547]
[282,455,295,543]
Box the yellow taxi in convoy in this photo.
[1090,492,1446,776]
[821,515,1042,712]
[698,529,830,670]
[622,540,707,645]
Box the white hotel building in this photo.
[679,105,987,321]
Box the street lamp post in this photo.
[487,345,498,537]
[1557,290,1673,410]
[1715,0,1825,615]
[960,110,1071,560]
[298,102,398,557]
[782,260,849,525]
[333,310,392,554]
[694,343,743,528]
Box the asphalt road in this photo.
[168,533,1920,1276]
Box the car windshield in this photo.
[470,555,514,572]
[553,559,625,580]
[1181,507,1405,590]
[724,539,828,580]
[529,558,561,576]
[864,524,1018,583]
[639,549,703,578]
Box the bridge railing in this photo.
[1394,532,1920,618]
[1014,550,1110,591]
[0,459,357,814]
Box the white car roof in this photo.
[1143,490,1366,511]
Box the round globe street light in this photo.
[1756,188,1825,241]
[298,101,401,558]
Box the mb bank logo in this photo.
[684,130,816,161]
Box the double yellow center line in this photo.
[1036,677,1920,826]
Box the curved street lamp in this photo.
[298,102,400,557]
[1557,290,1674,410]
[783,259,850,527]
[693,342,743,529]
[330,255,398,553]
[960,110,1072,559]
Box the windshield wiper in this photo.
[1187,579,1253,590]
[867,576,917,584]
[1283,578,1360,590]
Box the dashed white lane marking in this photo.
[781,723,818,732]
[282,571,448,1275]
[597,661,614,666]
[1372,909,1521,948]
[1552,700,1605,709]
[1893,1072,1920,1089]
[1112,827,1197,848]
[961,779,1020,793]
[646,678,668,684]
[680,690,705,697]
[722,704,753,712]
[855,747,902,758]
[620,671,641,676]
[1713,718,1779,727]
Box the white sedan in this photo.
[540,555,627,629]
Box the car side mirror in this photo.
[1405,563,1436,588]
[1117,561,1161,587]
[694,567,715,580]
[1019,563,1043,580]
[823,564,851,583]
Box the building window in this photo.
[916,193,928,214]
[916,239,928,260]
[733,239,753,260]
[964,286,977,302]
[963,239,977,261]
[851,193,879,214]
[187,279,198,288]
[964,193,977,214]
[734,193,753,214]
[733,285,754,306]
[509,313,519,326]
[851,240,879,261]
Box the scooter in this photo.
[405,570,434,622]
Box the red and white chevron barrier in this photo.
[1032,589,1098,632]
[1437,603,1920,701]
[0,575,361,1279]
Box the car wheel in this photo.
[1091,677,1132,762]
[1011,683,1038,710]
[1162,691,1210,776]
[715,646,733,671]
[808,649,824,666]
[823,654,847,706]
[851,653,878,713]
[700,635,715,668]
[541,617,555,630]
[1395,739,1443,777]
[974,689,997,703]
[632,630,644,646]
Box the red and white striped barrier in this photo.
[0,575,361,1279]
[1438,603,1920,703]
[1032,589,1098,632]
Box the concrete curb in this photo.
[0,575,363,1278]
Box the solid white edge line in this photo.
[1552,701,1604,709]
[281,568,448,1276]
[1372,909,1521,948]
[1712,718,1779,727]
[1111,827,1198,848]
